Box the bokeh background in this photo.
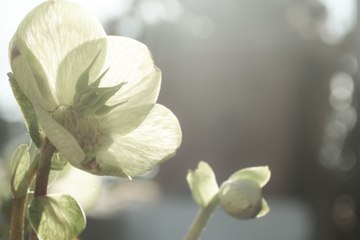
[1,0,360,239]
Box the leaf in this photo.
[28,194,86,240]
[228,166,271,187]
[51,153,68,171]
[186,161,219,208]
[8,72,44,147]
[10,144,30,197]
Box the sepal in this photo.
[186,161,219,208]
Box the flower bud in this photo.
[219,178,262,219]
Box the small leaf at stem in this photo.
[28,194,86,240]
[186,161,219,208]
[51,153,68,171]
[11,144,30,197]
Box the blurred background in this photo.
[1,0,360,239]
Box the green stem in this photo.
[183,195,219,240]
[33,138,55,197]
[30,138,56,240]
[9,196,26,240]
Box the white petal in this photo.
[99,36,161,107]
[56,38,107,105]
[10,50,55,111]
[34,106,85,166]
[95,104,182,177]
[228,166,271,188]
[10,0,106,104]
[98,104,154,136]
[187,161,219,208]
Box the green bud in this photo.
[82,82,126,115]
[51,153,68,171]
[219,179,262,219]
[72,61,126,116]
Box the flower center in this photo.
[54,106,101,153]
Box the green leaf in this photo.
[256,198,270,218]
[10,144,30,197]
[51,153,68,171]
[8,72,44,147]
[228,166,271,187]
[28,194,86,240]
[186,161,219,208]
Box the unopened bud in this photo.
[219,179,262,219]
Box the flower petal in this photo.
[98,104,154,136]
[9,51,55,111]
[34,106,85,166]
[228,166,271,188]
[256,198,270,218]
[99,36,161,107]
[186,161,219,208]
[95,104,182,177]
[56,39,107,105]
[10,0,106,104]
[9,37,57,110]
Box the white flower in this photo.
[9,0,182,177]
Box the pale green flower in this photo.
[9,0,182,178]
[220,166,271,219]
[187,162,270,219]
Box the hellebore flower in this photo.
[187,162,270,219]
[219,166,271,219]
[9,0,182,177]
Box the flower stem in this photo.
[34,138,55,197]
[29,138,56,240]
[183,195,219,240]
[9,196,26,240]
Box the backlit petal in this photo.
[95,104,181,177]
[99,36,161,107]
[10,49,55,111]
[56,39,107,105]
[34,106,85,166]
[10,0,106,104]
[98,104,154,136]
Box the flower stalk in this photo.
[34,138,55,197]
[183,194,219,240]
[9,196,26,240]
[29,138,56,240]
